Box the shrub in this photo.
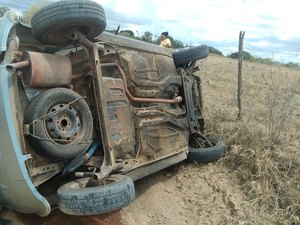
[208,46,224,56]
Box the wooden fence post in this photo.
[237,31,245,120]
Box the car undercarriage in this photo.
[0,0,225,216]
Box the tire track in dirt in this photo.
[121,162,251,225]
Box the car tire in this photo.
[31,0,106,45]
[57,175,135,215]
[188,137,226,163]
[24,88,93,159]
[173,45,209,67]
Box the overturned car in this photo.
[0,0,226,216]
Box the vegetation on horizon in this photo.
[227,50,300,70]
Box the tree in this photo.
[0,6,10,17]
[285,62,300,69]
[208,46,224,56]
[119,30,134,37]
[228,50,254,61]
[141,31,153,43]
[171,38,185,49]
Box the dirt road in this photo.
[122,162,250,225]
[1,162,252,225]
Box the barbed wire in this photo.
[240,46,300,64]
[244,47,300,56]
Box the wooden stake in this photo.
[238,31,245,120]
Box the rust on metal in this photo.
[103,77,135,158]
[76,33,116,167]
[21,51,72,87]
[6,60,30,70]
[101,63,182,104]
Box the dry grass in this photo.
[197,54,300,224]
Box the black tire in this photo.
[173,45,209,67]
[187,137,226,163]
[24,88,93,159]
[57,175,135,215]
[31,0,106,45]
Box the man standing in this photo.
[159,32,171,48]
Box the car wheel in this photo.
[24,88,93,159]
[31,0,106,45]
[188,136,226,163]
[173,45,209,67]
[57,175,135,215]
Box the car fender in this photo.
[0,12,51,216]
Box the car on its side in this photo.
[0,0,226,216]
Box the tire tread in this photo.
[31,0,106,44]
[57,175,135,215]
[173,45,209,66]
[187,137,226,163]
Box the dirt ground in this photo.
[121,163,251,225]
[0,162,251,225]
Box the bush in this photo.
[227,50,254,61]
[208,46,224,56]
[285,62,300,70]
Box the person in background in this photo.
[159,32,171,48]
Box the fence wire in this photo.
[243,47,300,65]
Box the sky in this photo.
[2,0,300,63]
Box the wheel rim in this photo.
[69,177,118,189]
[46,103,81,143]
[189,132,215,148]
